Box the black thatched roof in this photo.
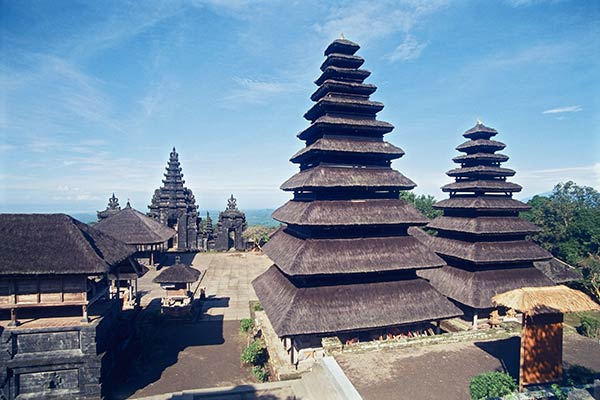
[418,265,553,309]
[434,196,531,211]
[272,199,427,226]
[290,137,404,164]
[424,235,552,264]
[281,166,416,191]
[463,122,498,139]
[153,263,201,284]
[311,80,377,102]
[324,37,360,56]
[320,53,364,70]
[533,257,580,284]
[442,180,522,193]
[427,216,540,235]
[0,214,135,275]
[95,206,175,245]
[264,229,445,276]
[253,266,462,337]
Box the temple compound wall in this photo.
[0,301,124,399]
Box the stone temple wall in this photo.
[0,301,123,399]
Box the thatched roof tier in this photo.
[320,53,365,70]
[297,115,394,141]
[492,285,600,315]
[434,196,530,211]
[427,216,540,235]
[463,122,498,139]
[304,96,384,122]
[311,80,377,102]
[253,266,461,337]
[290,137,404,164]
[263,229,444,276]
[0,214,135,275]
[425,235,551,264]
[315,66,371,86]
[281,165,416,191]
[153,263,201,284]
[95,207,175,245]
[533,258,580,284]
[272,199,428,226]
[442,180,522,193]
[453,153,509,164]
[418,265,553,309]
[324,38,360,56]
[446,165,516,178]
[456,139,506,153]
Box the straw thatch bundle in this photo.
[493,285,600,314]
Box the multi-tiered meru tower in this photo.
[148,147,200,251]
[253,38,460,353]
[419,122,553,325]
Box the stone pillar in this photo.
[8,308,18,327]
[473,313,478,331]
[81,304,89,323]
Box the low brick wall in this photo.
[323,324,521,354]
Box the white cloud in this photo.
[517,163,600,198]
[314,0,446,61]
[542,105,582,114]
[504,0,560,7]
[386,35,428,62]
[222,77,300,106]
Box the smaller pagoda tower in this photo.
[148,147,199,251]
[419,122,553,326]
[97,193,121,220]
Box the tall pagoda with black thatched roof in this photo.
[148,147,200,251]
[418,122,553,327]
[252,38,460,358]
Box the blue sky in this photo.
[1,0,598,213]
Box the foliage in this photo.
[469,371,517,400]
[252,365,269,382]
[577,314,600,339]
[550,384,567,400]
[252,301,264,312]
[524,181,600,301]
[564,365,597,385]
[240,318,254,333]
[244,225,277,248]
[241,340,267,365]
[399,192,442,219]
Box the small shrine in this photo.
[153,260,201,317]
[214,195,247,251]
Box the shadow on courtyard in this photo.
[474,336,521,379]
[105,307,226,399]
[169,385,296,400]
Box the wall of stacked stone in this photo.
[322,325,520,355]
[0,301,127,400]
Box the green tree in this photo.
[399,192,442,220]
[524,181,600,300]
[244,225,277,250]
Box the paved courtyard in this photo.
[336,333,600,400]
[108,252,272,399]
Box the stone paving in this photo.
[195,252,272,321]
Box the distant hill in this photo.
[70,209,278,227]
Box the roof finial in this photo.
[172,146,176,152]
[477,118,483,125]
[126,199,131,208]
[340,32,345,40]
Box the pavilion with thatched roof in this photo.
[493,286,600,390]
[0,213,138,398]
[95,202,175,265]
[417,122,555,329]
[153,262,201,316]
[252,37,461,365]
